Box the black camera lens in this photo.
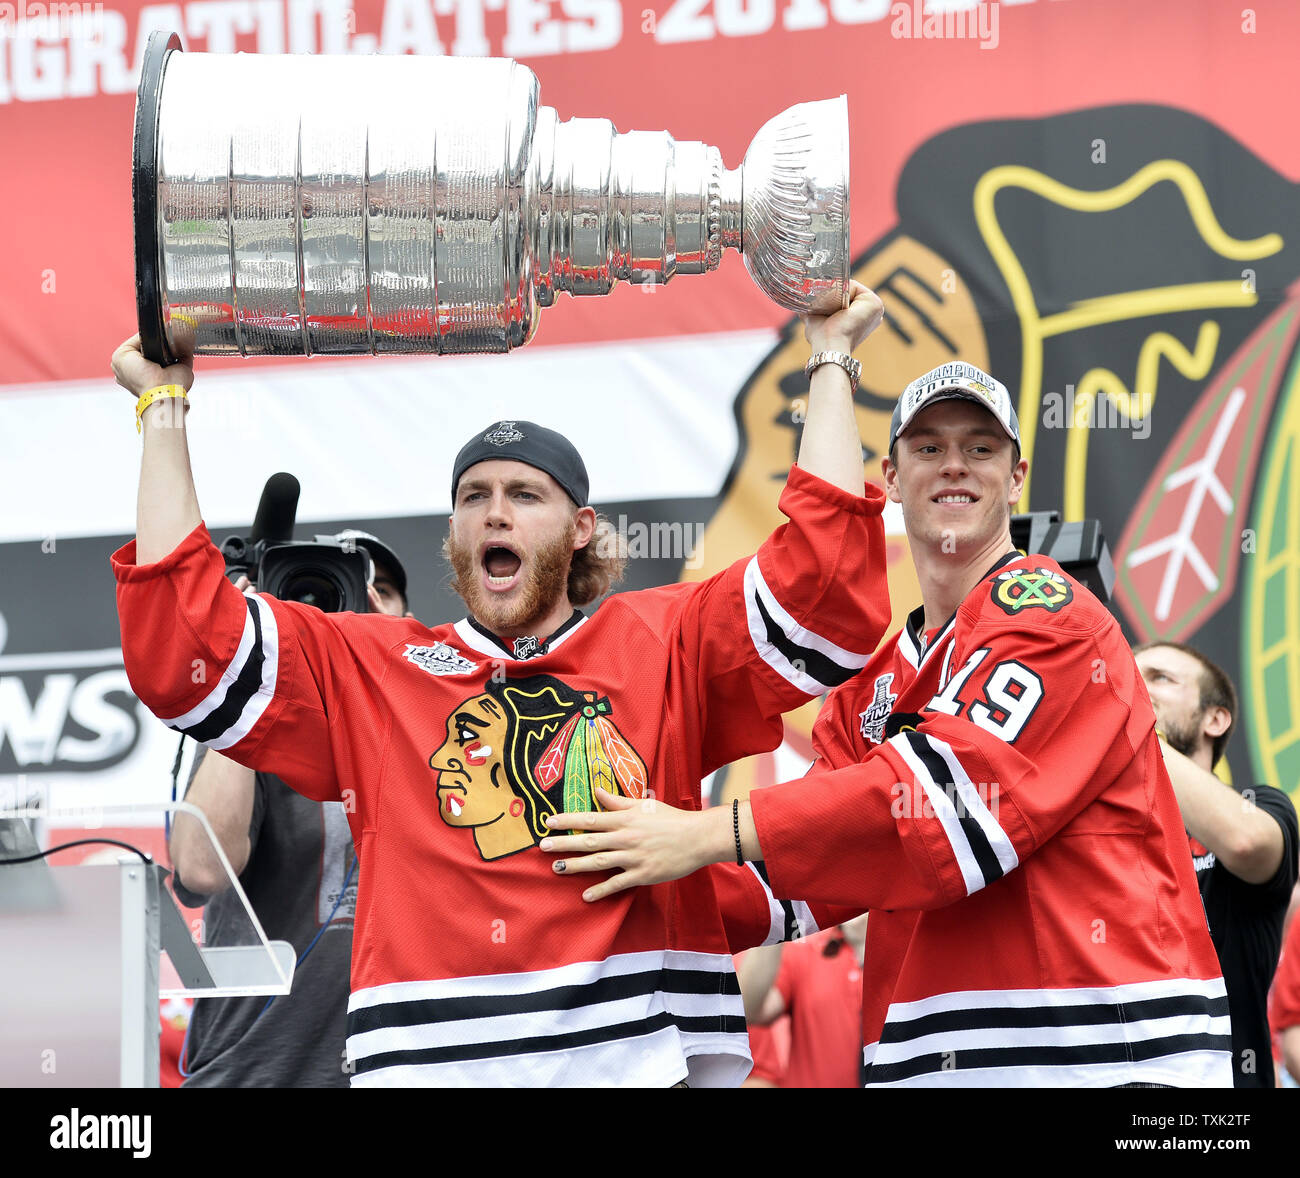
[256,541,371,614]
[280,571,345,613]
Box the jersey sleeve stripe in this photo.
[892,731,1016,896]
[160,594,280,749]
[747,860,820,945]
[744,558,869,694]
[925,732,1019,878]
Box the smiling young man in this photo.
[545,361,1233,1088]
[1134,642,1298,1086]
[109,281,893,1087]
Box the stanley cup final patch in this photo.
[859,673,898,744]
[404,643,479,676]
[484,422,524,446]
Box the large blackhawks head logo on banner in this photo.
[694,103,1300,799]
[428,674,647,861]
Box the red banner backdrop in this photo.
[3,0,1298,385]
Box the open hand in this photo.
[540,788,716,901]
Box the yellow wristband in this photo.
[135,385,189,434]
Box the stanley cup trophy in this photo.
[133,32,850,363]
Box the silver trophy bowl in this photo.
[133,33,850,361]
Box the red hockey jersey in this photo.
[750,553,1232,1087]
[113,465,889,1087]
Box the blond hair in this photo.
[568,514,627,606]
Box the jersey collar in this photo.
[454,609,587,661]
[899,550,1022,669]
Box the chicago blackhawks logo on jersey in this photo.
[858,673,898,745]
[991,568,1073,616]
[428,674,648,861]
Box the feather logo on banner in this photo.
[536,694,647,824]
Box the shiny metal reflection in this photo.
[137,36,849,359]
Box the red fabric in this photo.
[773,930,863,1088]
[113,466,890,1085]
[750,555,1230,1086]
[6,1,1300,388]
[1269,915,1300,1036]
[159,998,191,1089]
[746,1019,789,1086]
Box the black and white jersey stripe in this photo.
[345,951,752,1087]
[745,860,822,945]
[743,557,871,695]
[160,593,279,750]
[861,978,1233,1087]
[890,729,1018,896]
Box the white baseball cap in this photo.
[889,362,1020,453]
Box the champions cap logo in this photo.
[484,421,524,447]
[992,569,1074,615]
[902,364,1010,424]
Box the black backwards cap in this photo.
[451,421,590,507]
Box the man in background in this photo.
[738,914,866,1087]
[169,533,409,1087]
[1135,642,1298,1087]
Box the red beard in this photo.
[447,521,575,636]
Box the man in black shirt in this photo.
[169,532,410,1087]
[1135,642,1299,1087]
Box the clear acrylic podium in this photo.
[0,802,295,1087]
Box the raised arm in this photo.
[795,281,885,494]
[1158,741,1287,885]
[110,336,345,804]
[111,334,201,564]
[653,284,890,779]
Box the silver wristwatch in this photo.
[804,350,862,391]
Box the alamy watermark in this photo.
[1042,384,1152,440]
[890,0,1000,51]
[597,515,704,570]
[891,778,1000,821]
[0,1,106,38]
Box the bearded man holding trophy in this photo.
[113,33,889,1086]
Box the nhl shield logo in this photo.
[484,421,524,447]
[513,635,545,660]
[403,642,479,677]
[858,673,897,744]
